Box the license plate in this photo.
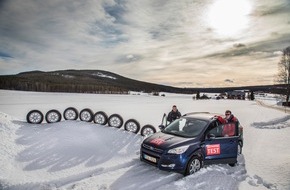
[143,154,157,163]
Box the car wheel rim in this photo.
[142,128,154,136]
[109,117,121,127]
[65,110,76,120]
[189,158,201,174]
[30,112,42,123]
[95,114,105,124]
[48,112,59,122]
[81,111,91,121]
[126,122,137,132]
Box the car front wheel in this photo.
[185,156,202,176]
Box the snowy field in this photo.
[0,90,290,190]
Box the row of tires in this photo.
[26,107,156,136]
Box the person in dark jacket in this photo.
[167,105,181,123]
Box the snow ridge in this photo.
[92,72,117,80]
[251,115,290,129]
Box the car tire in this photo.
[185,156,202,176]
[108,114,123,128]
[140,125,156,136]
[79,108,94,122]
[229,163,237,167]
[26,110,44,124]
[93,111,108,125]
[63,107,79,120]
[238,141,243,155]
[45,109,62,123]
[124,119,140,134]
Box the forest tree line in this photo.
[0,70,288,95]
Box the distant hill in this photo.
[0,69,287,95]
[0,70,188,94]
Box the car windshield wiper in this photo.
[162,130,186,138]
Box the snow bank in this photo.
[0,90,290,190]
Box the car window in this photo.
[207,122,237,138]
[163,118,208,138]
[222,123,236,137]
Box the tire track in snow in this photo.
[251,115,290,129]
[246,175,278,190]
[4,158,140,190]
[256,100,290,114]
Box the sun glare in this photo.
[207,0,252,37]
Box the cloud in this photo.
[273,51,283,56]
[0,0,289,87]
[233,43,246,48]
[253,1,290,16]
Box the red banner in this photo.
[206,144,220,155]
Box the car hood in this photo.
[143,132,198,150]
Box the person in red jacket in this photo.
[214,110,241,137]
[224,110,238,123]
[214,110,239,124]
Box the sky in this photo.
[0,0,290,88]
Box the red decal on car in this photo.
[150,138,165,145]
[206,144,220,156]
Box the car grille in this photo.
[142,144,164,154]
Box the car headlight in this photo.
[168,145,189,154]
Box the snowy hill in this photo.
[0,90,290,190]
[0,70,184,94]
[0,70,287,95]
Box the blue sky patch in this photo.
[0,51,12,59]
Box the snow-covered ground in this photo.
[0,90,290,190]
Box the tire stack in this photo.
[26,108,156,136]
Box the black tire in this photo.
[79,108,94,122]
[63,107,79,120]
[93,111,108,125]
[229,163,236,167]
[45,109,62,123]
[238,141,243,155]
[108,114,123,128]
[185,156,202,176]
[124,119,140,134]
[26,110,44,124]
[140,125,156,136]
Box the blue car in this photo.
[140,112,243,176]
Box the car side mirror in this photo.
[159,125,165,131]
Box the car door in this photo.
[202,121,239,165]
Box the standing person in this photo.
[224,110,238,123]
[167,105,181,123]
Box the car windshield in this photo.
[163,117,208,138]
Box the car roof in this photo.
[182,112,223,121]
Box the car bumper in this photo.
[140,147,188,174]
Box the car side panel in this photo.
[203,136,238,164]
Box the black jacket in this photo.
[167,110,181,122]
